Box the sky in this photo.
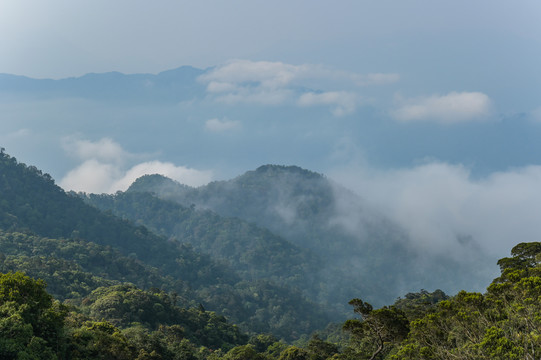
[1,0,541,267]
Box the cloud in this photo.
[200,60,305,90]
[297,91,362,116]
[62,137,132,164]
[330,161,541,260]
[205,118,241,132]
[198,60,398,114]
[59,138,212,193]
[110,161,212,191]
[391,91,493,124]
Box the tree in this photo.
[0,272,67,359]
[278,346,309,360]
[343,298,409,360]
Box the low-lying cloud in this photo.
[62,137,132,164]
[59,138,212,193]
[198,60,398,115]
[392,91,493,123]
[205,118,241,132]
[330,161,541,260]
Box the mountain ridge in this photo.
[0,150,331,339]
[0,65,206,103]
[124,164,494,309]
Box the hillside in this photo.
[126,166,493,309]
[82,191,321,290]
[0,150,331,339]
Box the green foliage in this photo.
[80,284,248,349]
[0,272,67,359]
[223,344,265,360]
[278,346,310,360]
[393,289,449,321]
[306,334,339,360]
[124,167,489,315]
[343,299,408,360]
[83,191,319,288]
[390,242,541,359]
[0,230,174,301]
[11,150,541,359]
[0,152,331,339]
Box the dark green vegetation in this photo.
[115,166,491,311]
[0,149,330,340]
[2,148,541,359]
[346,242,541,359]
[82,191,320,290]
[3,244,541,359]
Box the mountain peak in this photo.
[127,174,189,194]
[254,164,323,179]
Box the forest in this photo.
[1,149,541,359]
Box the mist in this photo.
[330,161,541,263]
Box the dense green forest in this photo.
[2,149,541,359]
[2,243,541,359]
[122,168,492,309]
[0,150,330,339]
[82,191,321,291]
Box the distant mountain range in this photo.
[0,66,206,103]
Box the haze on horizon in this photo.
[1,0,541,269]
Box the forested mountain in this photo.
[0,66,206,104]
[0,149,331,339]
[3,236,541,359]
[2,149,541,359]
[82,191,321,290]
[125,166,493,309]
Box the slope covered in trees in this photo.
[82,191,320,289]
[2,241,541,359]
[335,242,541,359]
[0,150,331,339]
[126,166,492,309]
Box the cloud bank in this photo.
[392,91,493,123]
[198,60,398,115]
[331,161,541,260]
[59,138,212,193]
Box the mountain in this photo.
[0,66,206,104]
[125,165,493,309]
[0,150,331,339]
[82,191,321,289]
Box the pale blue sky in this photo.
[1,0,541,260]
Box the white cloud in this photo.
[59,138,212,193]
[205,118,241,132]
[200,60,305,89]
[392,91,493,124]
[213,88,294,106]
[111,161,212,191]
[298,91,362,116]
[330,161,541,260]
[62,137,131,164]
[198,60,398,114]
[60,159,121,194]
